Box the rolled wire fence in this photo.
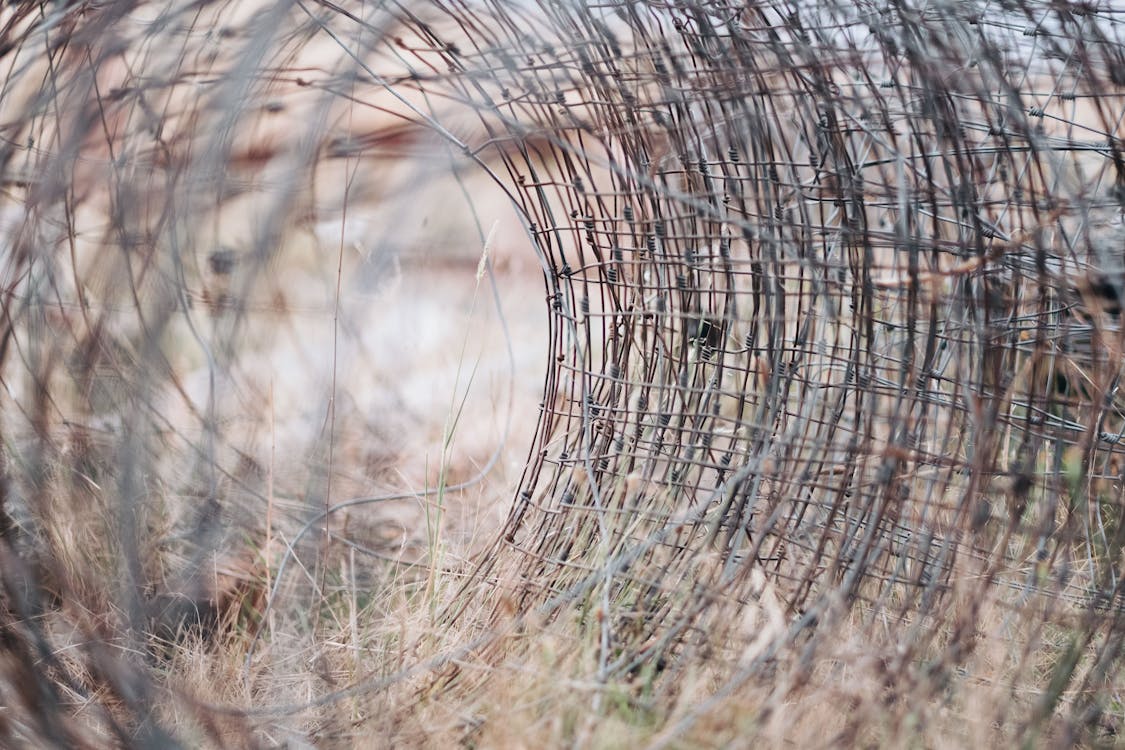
[1,0,1124,744]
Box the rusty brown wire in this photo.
[387,0,1125,738]
[1,0,1125,744]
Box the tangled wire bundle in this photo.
[2,0,1125,745]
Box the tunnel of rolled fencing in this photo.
[1,0,1125,745]
[451,0,1125,740]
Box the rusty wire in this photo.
[395,0,1125,737]
[1,0,1124,744]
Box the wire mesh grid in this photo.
[415,0,1125,732]
[1,0,1124,744]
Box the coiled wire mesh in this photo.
[1,0,1124,744]
[412,0,1125,738]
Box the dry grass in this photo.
[1,0,1125,747]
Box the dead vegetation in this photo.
[1,0,1125,747]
